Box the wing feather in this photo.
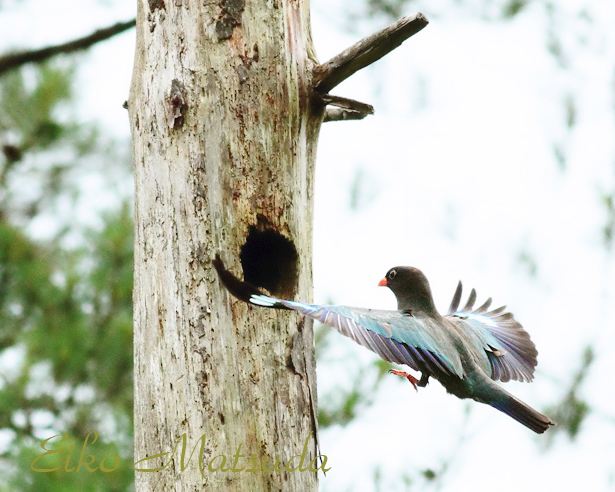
[446,284,537,383]
[473,297,492,314]
[462,288,477,312]
[250,295,463,378]
[447,281,463,314]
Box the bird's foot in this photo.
[389,369,419,391]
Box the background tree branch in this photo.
[0,19,136,75]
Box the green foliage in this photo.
[0,64,101,223]
[517,249,538,278]
[544,346,594,443]
[1,65,71,149]
[553,142,566,171]
[422,468,436,481]
[318,350,392,428]
[0,61,133,490]
[365,0,411,20]
[601,191,615,248]
[9,432,134,492]
[502,0,528,18]
[564,94,576,129]
[0,204,134,490]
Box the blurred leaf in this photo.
[422,469,437,481]
[544,346,594,443]
[0,65,72,152]
[318,357,393,428]
[366,0,409,20]
[518,249,538,278]
[503,0,527,18]
[601,191,615,248]
[564,94,576,128]
[553,143,566,171]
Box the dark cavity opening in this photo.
[240,223,298,298]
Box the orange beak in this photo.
[378,277,388,287]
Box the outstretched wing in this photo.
[446,282,537,383]
[251,294,464,379]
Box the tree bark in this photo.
[129,0,427,486]
[128,0,321,490]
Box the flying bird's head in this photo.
[378,266,437,315]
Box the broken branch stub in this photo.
[323,107,370,123]
[319,94,374,116]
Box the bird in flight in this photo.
[213,255,555,434]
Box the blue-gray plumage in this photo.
[213,257,555,433]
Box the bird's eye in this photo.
[388,270,397,280]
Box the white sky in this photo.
[1,0,615,490]
[311,1,615,491]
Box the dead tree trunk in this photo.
[128,0,427,489]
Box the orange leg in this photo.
[389,369,419,391]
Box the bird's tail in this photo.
[487,388,555,434]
